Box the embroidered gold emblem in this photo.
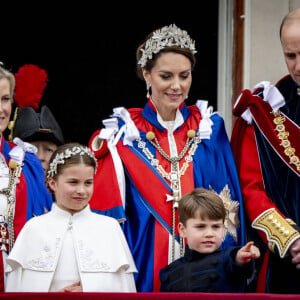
[280,140,290,148]
[273,114,286,125]
[275,124,285,132]
[277,131,289,140]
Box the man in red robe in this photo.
[231,8,300,294]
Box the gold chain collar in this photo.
[273,110,300,172]
[137,129,201,261]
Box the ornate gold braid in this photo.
[252,208,300,257]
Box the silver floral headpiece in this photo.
[138,24,197,68]
[47,146,97,178]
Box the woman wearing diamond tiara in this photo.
[89,24,246,292]
[6,142,137,292]
[0,63,52,291]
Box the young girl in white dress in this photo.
[5,142,137,292]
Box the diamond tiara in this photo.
[47,146,97,178]
[138,24,197,68]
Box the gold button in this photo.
[187,129,195,138]
[8,160,18,170]
[146,131,155,141]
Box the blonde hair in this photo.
[0,65,15,100]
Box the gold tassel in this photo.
[7,107,18,142]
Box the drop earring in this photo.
[146,82,151,98]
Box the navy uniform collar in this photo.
[184,245,221,262]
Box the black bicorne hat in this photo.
[13,105,64,146]
[9,64,64,145]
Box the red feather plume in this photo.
[14,64,48,110]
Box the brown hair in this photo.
[178,188,226,226]
[47,142,97,181]
[136,30,196,80]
